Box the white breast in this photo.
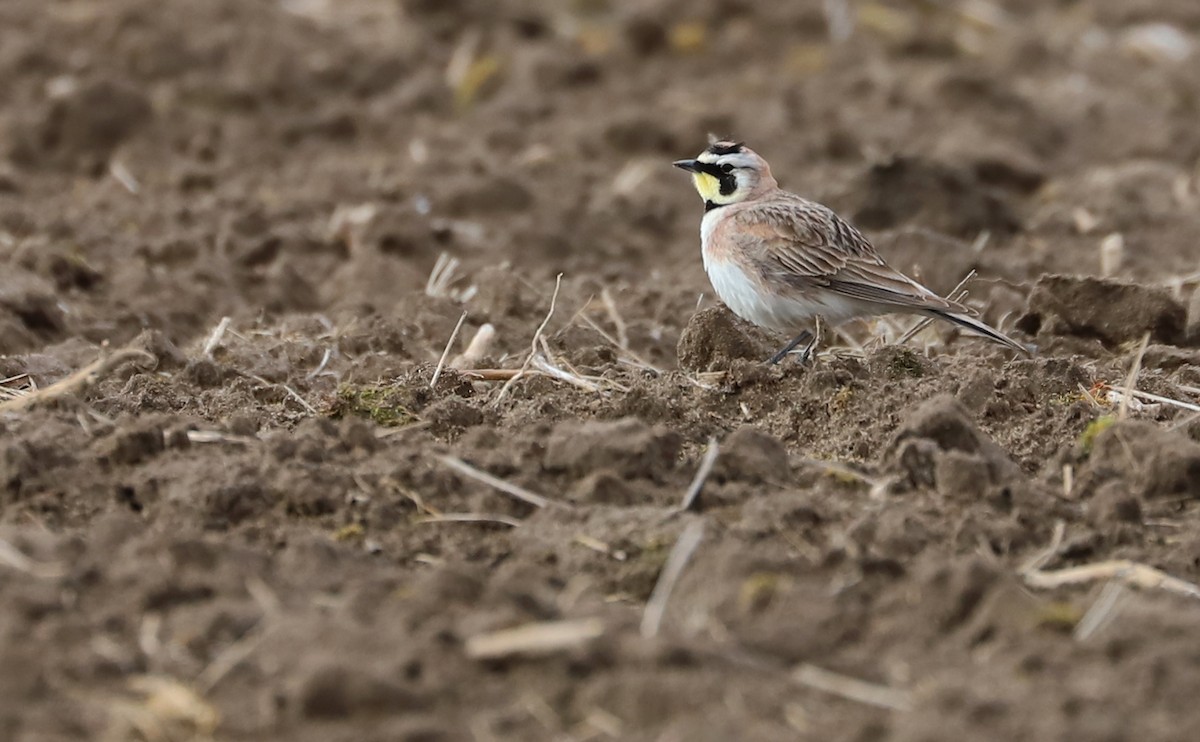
[699,211,865,331]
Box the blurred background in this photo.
[1,0,1198,362]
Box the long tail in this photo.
[928,309,1032,356]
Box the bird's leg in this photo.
[767,330,814,365]
[797,316,825,364]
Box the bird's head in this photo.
[672,139,776,209]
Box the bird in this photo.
[672,140,1031,363]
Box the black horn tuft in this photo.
[706,140,745,156]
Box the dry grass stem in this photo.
[464,618,605,660]
[971,230,992,253]
[0,373,34,401]
[326,202,378,251]
[1117,333,1151,420]
[416,513,522,528]
[679,437,720,512]
[452,323,495,369]
[373,420,432,438]
[1072,581,1129,642]
[798,458,882,488]
[379,476,440,516]
[530,347,626,393]
[791,663,913,712]
[1099,233,1125,277]
[437,454,560,509]
[431,310,468,388]
[1020,520,1066,575]
[1114,387,1200,413]
[197,625,272,693]
[185,430,258,446]
[0,348,154,414]
[683,370,727,391]
[1077,383,1104,409]
[247,374,317,416]
[305,347,334,380]
[822,0,854,43]
[426,252,459,297]
[576,311,661,375]
[1061,464,1074,498]
[0,537,65,579]
[1168,410,1200,431]
[573,534,628,561]
[109,160,140,194]
[641,520,705,638]
[106,675,219,742]
[1024,559,1200,600]
[495,273,563,404]
[894,270,975,347]
[203,316,232,359]
[599,288,629,349]
[460,369,532,381]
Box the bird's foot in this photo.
[766,330,814,366]
[767,318,824,366]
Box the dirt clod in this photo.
[13,78,153,169]
[1019,275,1187,347]
[713,427,790,484]
[676,306,775,372]
[887,395,1023,495]
[297,664,424,719]
[545,417,682,480]
[1081,420,1200,501]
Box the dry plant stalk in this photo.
[1024,560,1200,600]
[1117,333,1151,420]
[1099,233,1125,277]
[575,311,661,375]
[1019,520,1066,575]
[1112,387,1200,414]
[431,310,468,388]
[246,374,318,416]
[641,520,706,638]
[464,618,605,660]
[460,369,532,381]
[105,675,219,742]
[185,430,257,446]
[0,537,65,579]
[196,625,273,693]
[679,438,720,512]
[202,316,232,359]
[573,534,627,561]
[451,323,496,369]
[415,513,522,528]
[798,457,882,488]
[0,348,154,413]
[495,273,563,404]
[437,454,561,509]
[894,269,975,347]
[791,663,913,712]
[599,288,629,349]
[0,373,34,401]
[1072,582,1129,642]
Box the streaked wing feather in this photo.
[732,197,966,313]
[829,261,961,312]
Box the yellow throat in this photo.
[691,171,722,202]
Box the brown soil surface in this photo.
[3,1,1200,740]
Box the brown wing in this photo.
[730,197,965,313]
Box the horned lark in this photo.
[673,140,1030,363]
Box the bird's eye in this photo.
[720,163,734,173]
